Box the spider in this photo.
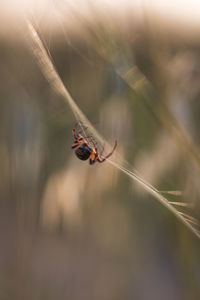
[71,122,117,165]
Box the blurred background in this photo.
[1,0,200,299]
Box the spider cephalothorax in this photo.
[71,122,117,165]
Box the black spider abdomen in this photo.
[75,144,92,160]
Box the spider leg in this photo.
[71,143,79,149]
[72,135,93,151]
[89,150,97,165]
[97,140,117,163]
[72,122,80,139]
[71,140,83,149]
[78,120,99,135]
[77,126,89,136]
[88,144,100,165]
[83,135,93,141]
[73,121,99,138]
[73,124,92,142]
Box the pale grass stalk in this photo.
[168,201,189,208]
[25,19,200,240]
[161,190,182,196]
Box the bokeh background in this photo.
[1,1,200,299]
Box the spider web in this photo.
[74,122,104,155]
[25,19,200,240]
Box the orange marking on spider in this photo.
[71,122,117,165]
